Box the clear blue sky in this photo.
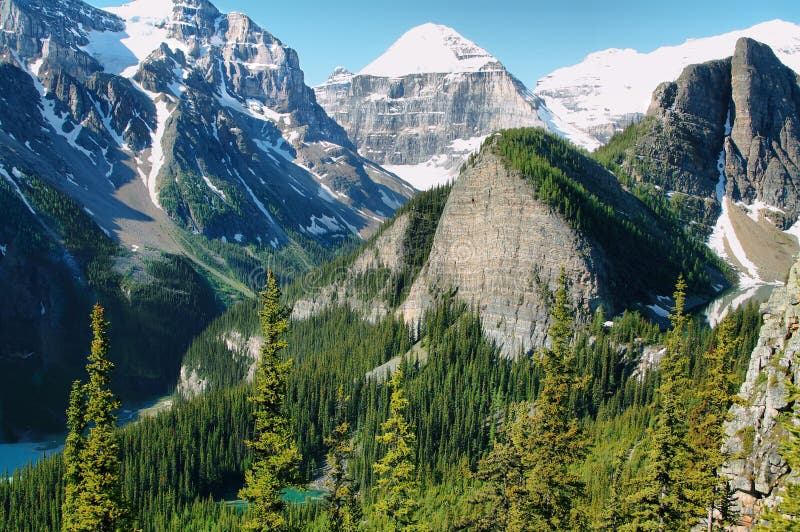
[88,0,798,88]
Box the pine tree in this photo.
[239,270,302,531]
[619,275,695,531]
[324,387,360,532]
[518,269,588,530]
[372,368,420,530]
[61,380,87,532]
[72,303,128,531]
[460,402,529,531]
[686,316,739,530]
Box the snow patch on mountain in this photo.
[86,0,189,77]
[359,23,499,77]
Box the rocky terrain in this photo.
[534,19,800,148]
[398,147,606,355]
[603,37,800,286]
[313,23,594,190]
[723,257,800,528]
[0,0,412,252]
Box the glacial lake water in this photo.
[0,394,172,477]
[703,283,778,327]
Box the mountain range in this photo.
[0,0,798,467]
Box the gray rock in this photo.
[399,144,607,357]
[723,258,800,525]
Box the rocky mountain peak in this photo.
[534,19,800,148]
[358,22,501,78]
[321,66,354,85]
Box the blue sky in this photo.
[89,0,798,88]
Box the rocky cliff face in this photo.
[313,24,596,190]
[605,38,800,286]
[723,258,800,527]
[399,147,607,355]
[533,19,800,148]
[640,38,800,217]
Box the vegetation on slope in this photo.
[492,128,727,301]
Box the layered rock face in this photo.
[400,148,607,356]
[313,24,553,190]
[723,258,800,527]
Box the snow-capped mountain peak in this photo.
[358,22,499,77]
[534,19,800,147]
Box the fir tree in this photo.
[372,368,420,530]
[519,269,588,530]
[61,380,87,532]
[239,270,302,531]
[324,387,360,532]
[686,316,739,530]
[460,402,529,531]
[620,275,695,531]
[73,303,128,531]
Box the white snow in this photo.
[144,95,172,209]
[534,19,800,148]
[359,23,499,77]
[0,244,6,257]
[383,158,453,191]
[233,233,243,243]
[195,158,227,202]
[786,218,800,245]
[738,200,785,222]
[306,215,343,236]
[40,301,46,316]
[89,0,190,78]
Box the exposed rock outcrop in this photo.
[620,38,800,228]
[399,145,607,357]
[723,258,800,527]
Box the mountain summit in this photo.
[315,23,595,190]
[358,23,501,77]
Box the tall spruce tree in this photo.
[372,368,420,530]
[460,402,529,531]
[462,270,587,531]
[61,380,87,532]
[620,275,695,531]
[324,387,360,532]
[519,269,588,530]
[239,270,302,531]
[67,303,127,531]
[686,316,739,530]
